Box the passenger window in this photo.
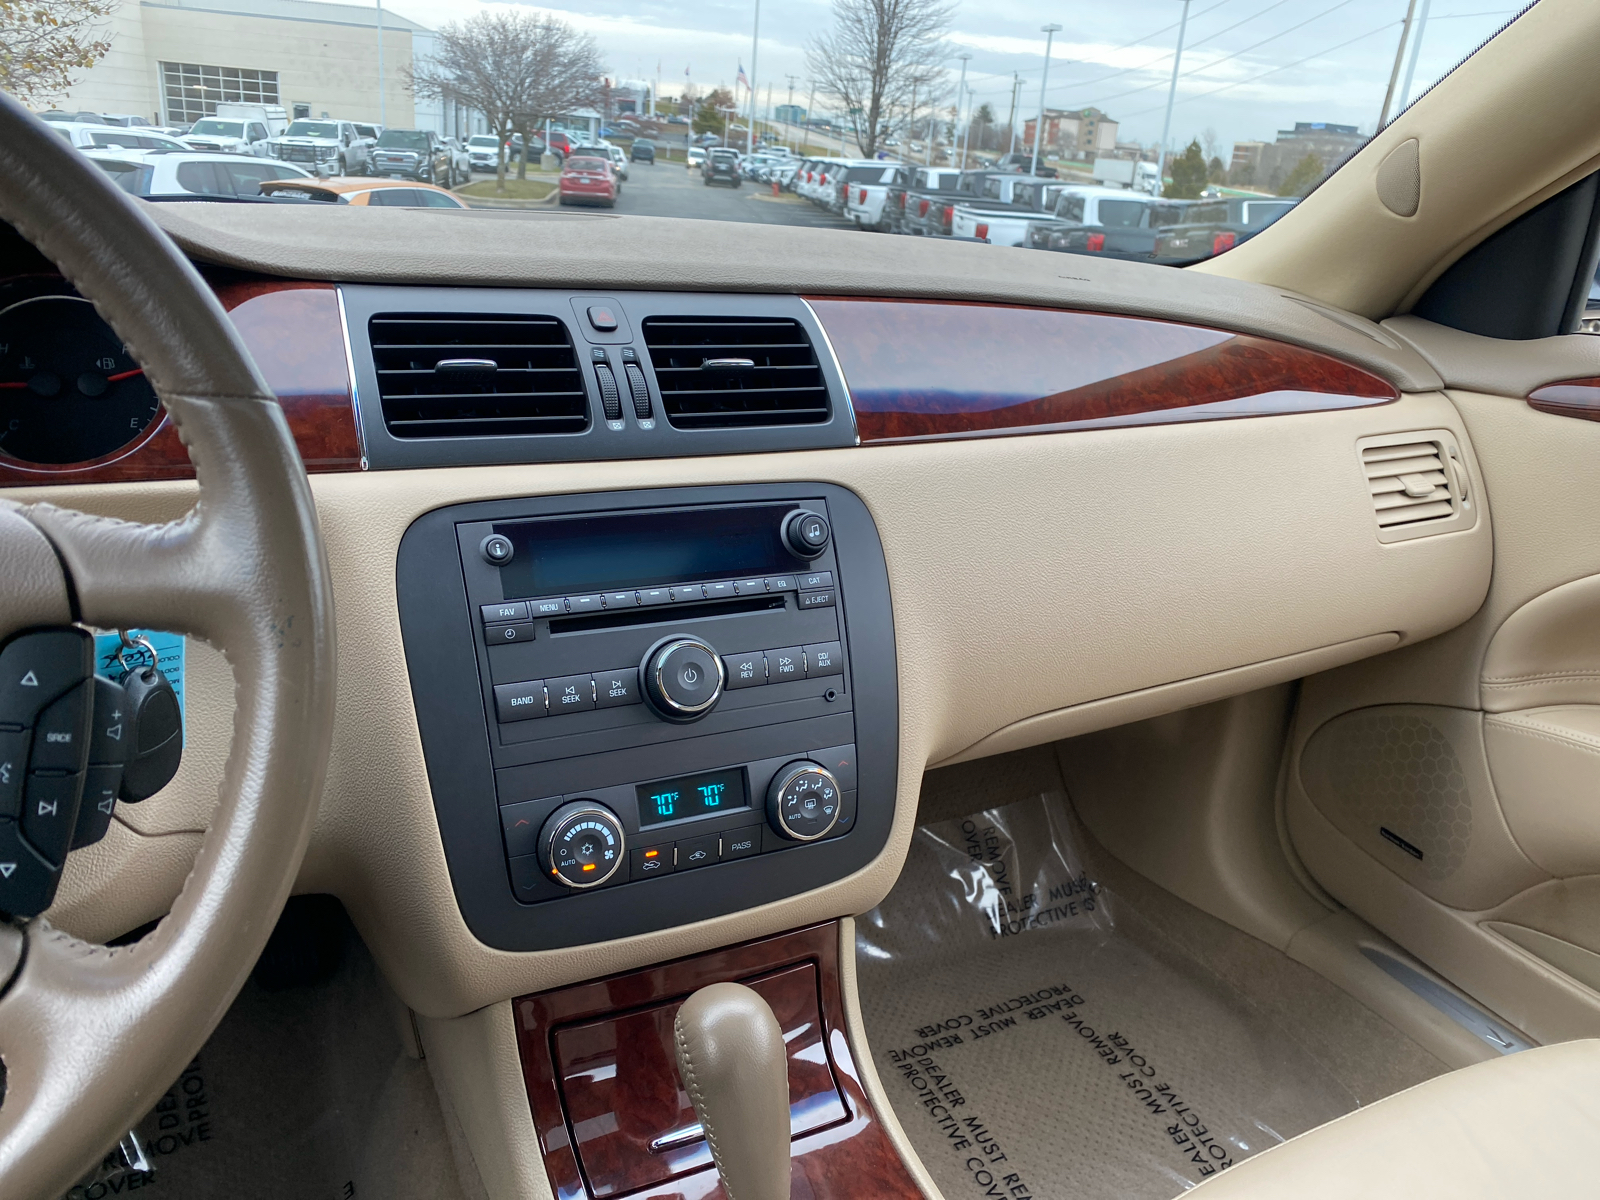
[248,123,267,143]
[176,161,228,195]
[415,190,461,208]
[1099,200,1145,228]
[1058,196,1085,222]
[368,189,417,206]
[223,162,278,196]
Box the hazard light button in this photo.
[0,628,93,728]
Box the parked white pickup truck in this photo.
[949,176,1070,245]
[844,163,908,231]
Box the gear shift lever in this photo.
[673,982,791,1200]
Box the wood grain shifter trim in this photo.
[806,297,1399,444]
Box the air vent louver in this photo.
[642,316,830,429]
[369,313,588,438]
[1358,432,1475,543]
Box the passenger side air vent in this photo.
[369,313,588,438]
[1358,431,1476,543]
[641,316,831,429]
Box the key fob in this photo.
[119,664,182,803]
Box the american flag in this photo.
[736,63,750,91]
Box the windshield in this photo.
[377,130,429,150]
[30,0,1523,265]
[187,119,245,137]
[565,157,607,171]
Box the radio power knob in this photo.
[642,636,726,723]
[766,761,842,841]
[540,800,626,889]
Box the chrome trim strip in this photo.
[800,295,859,447]
[334,285,370,470]
[649,1123,705,1154]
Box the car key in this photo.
[116,639,183,803]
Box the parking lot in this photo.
[476,157,856,230]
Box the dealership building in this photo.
[54,0,481,136]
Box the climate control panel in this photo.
[396,484,898,951]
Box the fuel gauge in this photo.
[0,294,162,465]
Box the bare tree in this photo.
[0,0,113,104]
[806,0,952,158]
[410,11,603,192]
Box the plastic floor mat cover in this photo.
[856,794,1356,1200]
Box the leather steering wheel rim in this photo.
[0,94,336,1195]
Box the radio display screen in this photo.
[493,504,798,598]
[636,767,749,828]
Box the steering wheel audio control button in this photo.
[540,800,626,889]
[0,817,60,917]
[642,637,726,722]
[766,761,842,842]
[0,628,93,727]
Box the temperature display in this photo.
[637,767,748,828]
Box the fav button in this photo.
[481,601,529,624]
[595,668,641,708]
[803,641,844,678]
[493,681,548,722]
[677,833,719,870]
[485,622,536,644]
[767,646,803,682]
[548,675,597,713]
[724,653,766,689]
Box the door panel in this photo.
[1287,324,1600,1042]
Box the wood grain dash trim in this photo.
[805,297,1398,444]
[1528,377,1600,422]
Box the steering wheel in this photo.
[0,94,336,1194]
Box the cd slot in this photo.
[549,595,786,634]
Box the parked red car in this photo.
[558,155,616,207]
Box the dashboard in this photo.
[0,204,1498,1017]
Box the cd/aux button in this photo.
[804,641,843,678]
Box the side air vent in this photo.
[369,313,588,438]
[641,316,831,429]
[1358,431,1476,543]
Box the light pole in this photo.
[1154,0,1191,196]
[375,0,386,127]
[955,53,971,169]
[1007,72,1021,155]
[1398,0,1433,112]
[747,0,761,153]
[786,74,798,150]
[721,105,736,146]
[1030,24,1061,177]
[804,80,816,153]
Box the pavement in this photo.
[466,162,858,229]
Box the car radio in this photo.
[397,484,898,951]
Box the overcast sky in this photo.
[380,0,1526,154]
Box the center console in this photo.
[397,484,898,951]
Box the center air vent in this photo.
[641,316,831,429]
[369,313,588,438]
[1358,431,1475,543]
